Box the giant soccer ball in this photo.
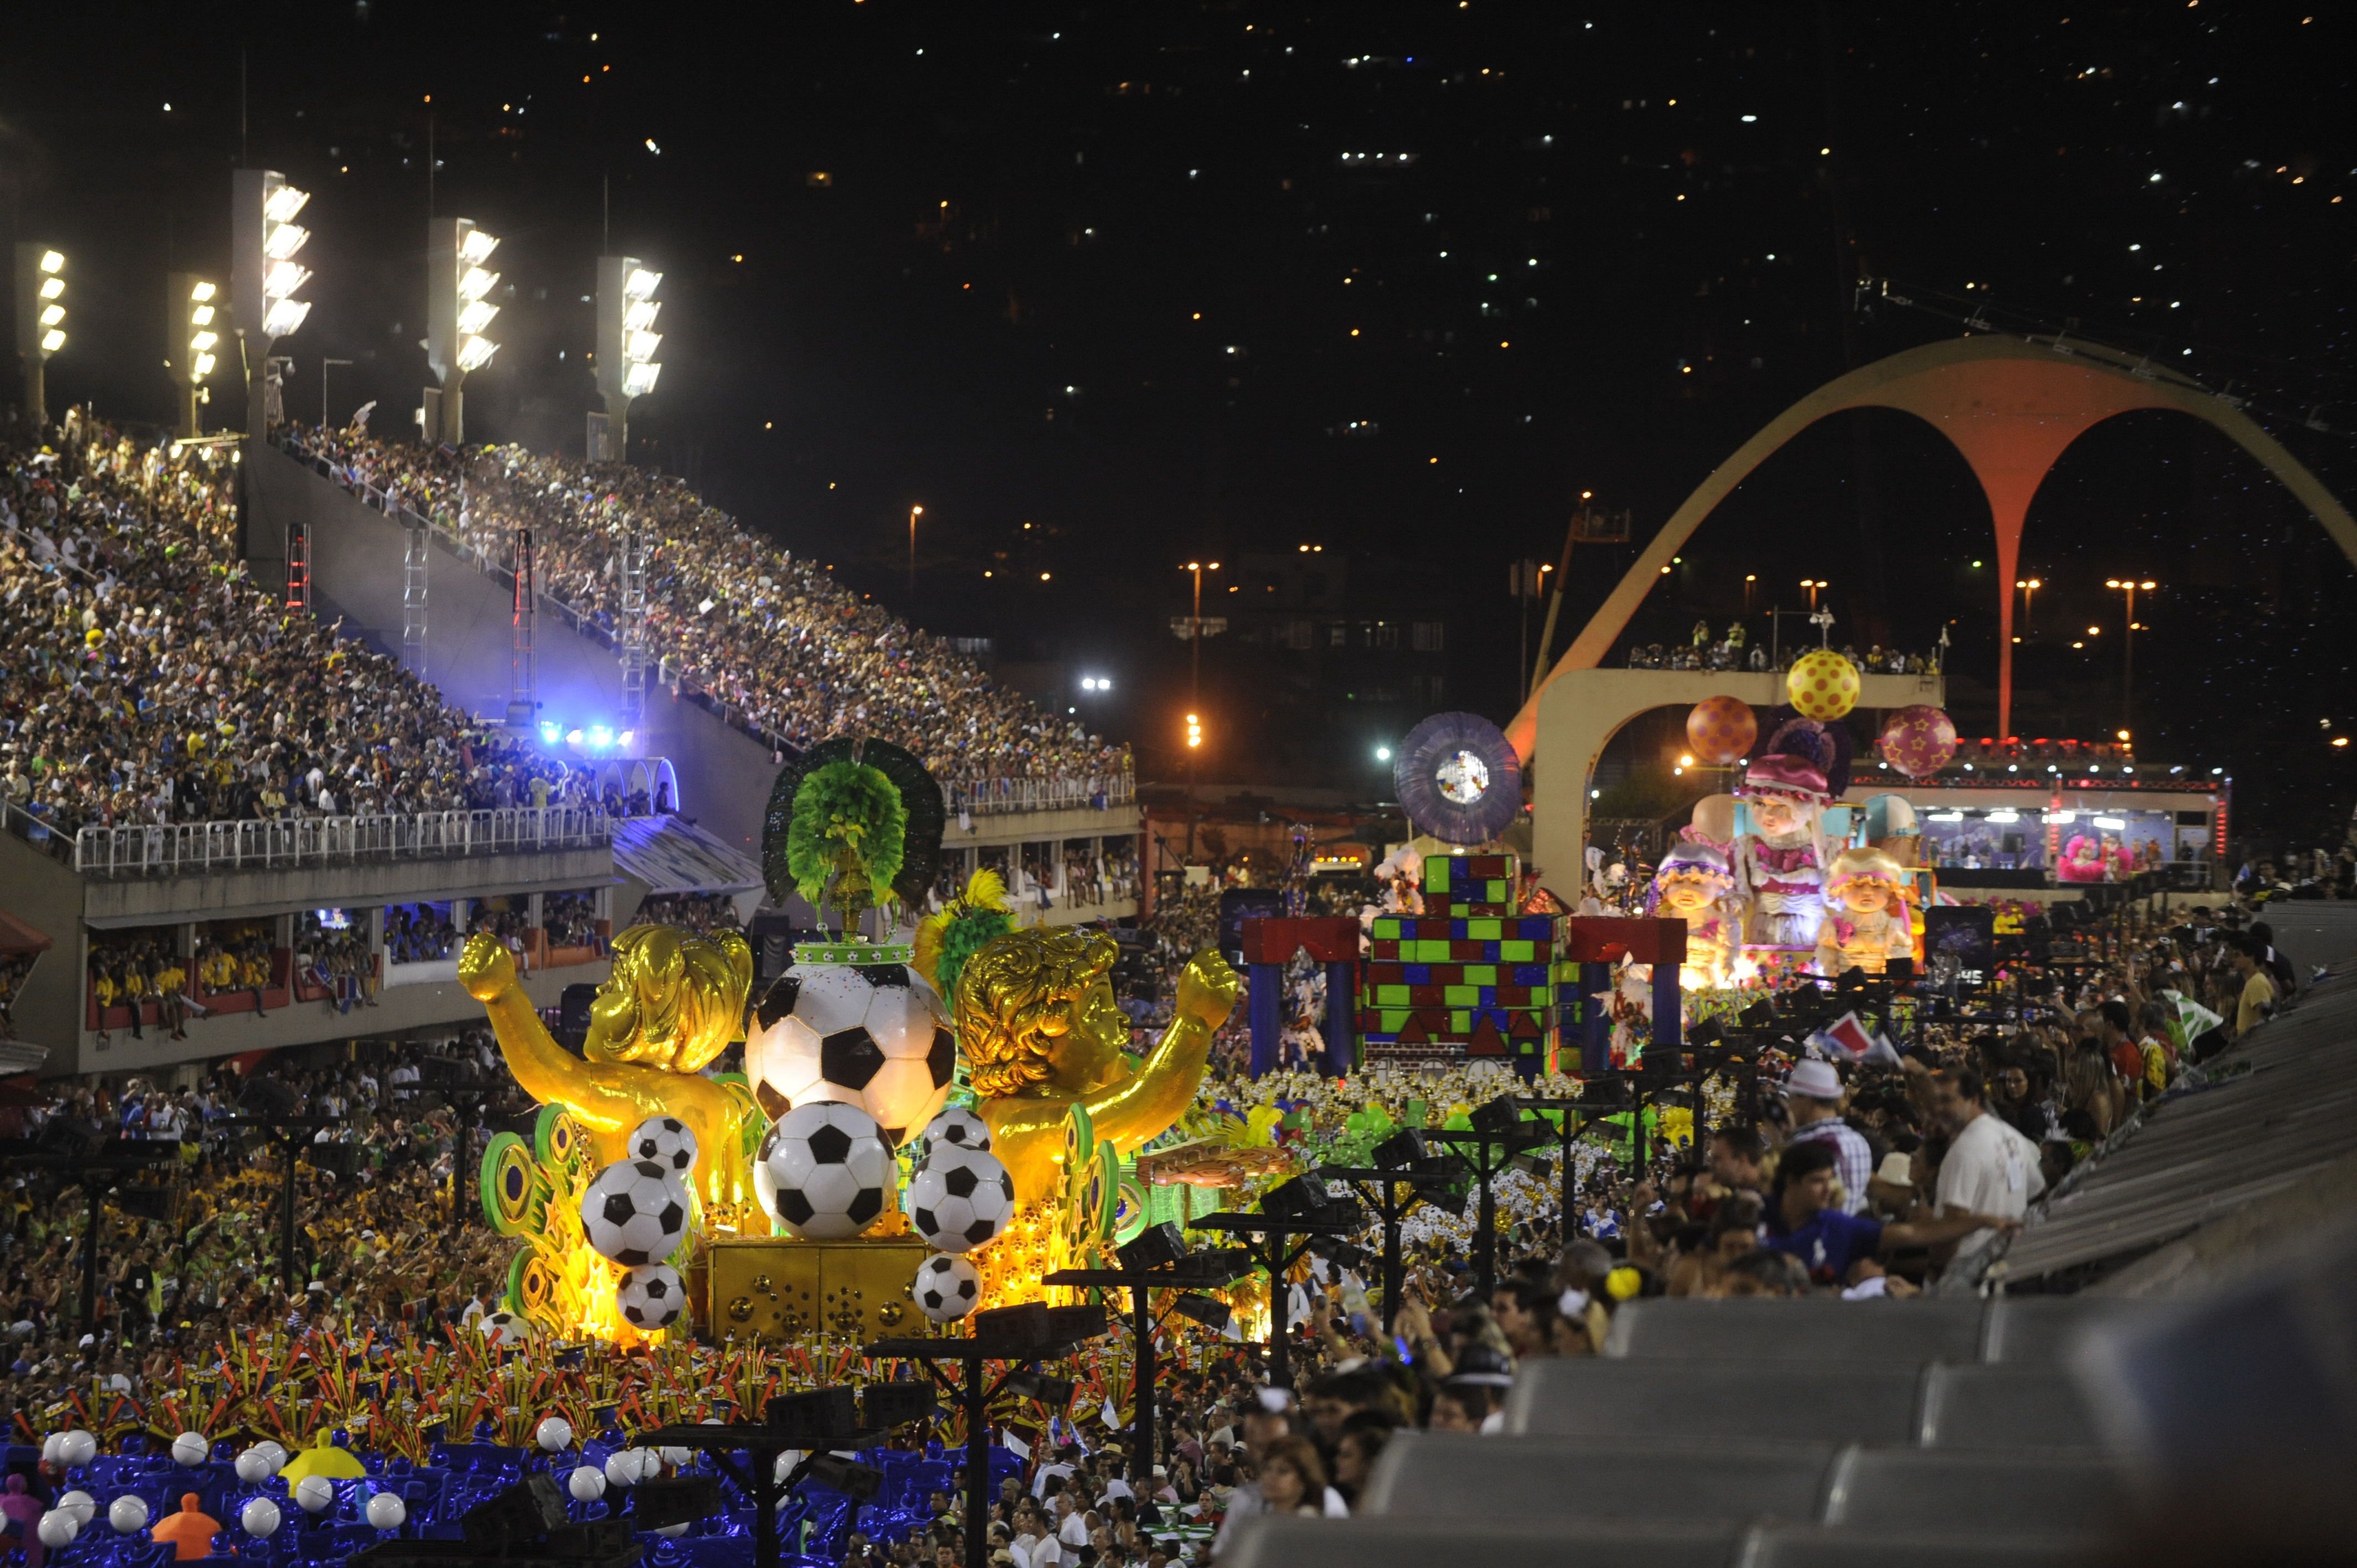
[617,1263,686,1331]
[913,1254,980,1323]
[923,1107,991,1153]
[755,1102,893,1239]
[746,961,957,1144]
[627,1115,697,1177]
[579,1159,692,1267]
[908,1144,1016,1254]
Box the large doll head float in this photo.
[1737,753,1831,837]
[1825,847,1908,916]
[1650,842,1735,915]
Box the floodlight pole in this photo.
[227,1114,338,1293]
[1045,1258,1237,1483]
[0,1141,178,1330]
[1317,1168,1450,1334]
[867,1326,1110,1568]
[635,1418,882,1568]
[1191,1210,1361,1391]
[1427,1116,1551,1303]
[1512,1097,1604,1245]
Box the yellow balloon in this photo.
[1785,648,1861,720]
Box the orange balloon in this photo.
[1685,697,1758,766]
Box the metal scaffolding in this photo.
[402,518,429,678]
[508,525,538,730]
[283,518,311,611]
[618,529,649,725]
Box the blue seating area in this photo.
[5,1433,969,1567]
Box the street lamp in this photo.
[1799,577,1825,611]
[2104,578,2157,734]
[908,505,923,592]
[233,171,314,435]
[594,257,662,460]
[426,218,500,445]
[165,274,223,438]
[2014,576,2043,633]
[13,245,66,428]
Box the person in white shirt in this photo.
[1012,1501,1062,1568]
[1933,1066,2046,1244]
[1053,1494,1089,1549]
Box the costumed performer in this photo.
[2058,834,2106,884]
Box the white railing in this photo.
[71,806,611,878]
[942,773,1136,817]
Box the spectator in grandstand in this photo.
[1778,1060,1875,1215]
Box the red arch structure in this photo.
[1510,335,2357,749]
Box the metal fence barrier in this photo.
[68,807,611,878]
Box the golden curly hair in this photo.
[583,924,753,1074]
[954,927,1119,1098]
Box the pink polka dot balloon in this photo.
[1685,697,1758,766]
[1879,705,1958,778]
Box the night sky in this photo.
[6,2,2353,843]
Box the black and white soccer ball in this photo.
[923,1107,991,1154]
[477,1309,532,1348]
[746,961,956,1144]
[907,1144,1016,1254]
[629,1115,697,1176]
[579,1159,692,1267]
[755,1101,893,1240]
[617,1263,685,1331]
[913,1254,980,1323]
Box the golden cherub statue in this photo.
[951,927,1241,1204]
[460,924,755,1209]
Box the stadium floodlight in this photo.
[167,273,226,436]
[234,170,316,434]
[13,245,66,427]
[595,255,664,461]
[425,217,502,443]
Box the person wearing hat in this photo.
[1762,1141,2015,1288]
[1429,1344,1515,1432]
[1780,1059,1874,1215]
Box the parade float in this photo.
[460,739,1242,1348]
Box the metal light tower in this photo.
[426,217,500,446]
[594,256,661,461]
[2105,577,2157,735]
[165,274,223,439]
[231,171,313,436]
[13,245,66,430]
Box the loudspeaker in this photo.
[861,1381,938,1430]
[310,1143,363,1178]
[1170,1293,1232,1333]
[1044,1303,1110,1344]
[631,1477,721,1533]
[37,1117,109,1159]
[116,1184,175,1221]
[240,1076,305,1120]
[1260,1174,1334,1219]
[765,1386,860,1444]
[1117,1223,1188,1272]
[971,1302,1053,1352]
[1373,1128,1429,1170]
[460,1474,566,1548]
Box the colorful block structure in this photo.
[1358,853,1562,1076]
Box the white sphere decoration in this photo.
[241,1498,283,1539]
[36,1512,76,1549]
[923,1107,991,1153]
[907,1145,1016,1254]
[657,1446,691,1470]
[293,1474,336,1515]
[747,962,956,1140]
[603,1448,647,1488]
[109,1495,151,1534]
[365,1492,406,1531]
[755,1102,893,1240]
[234,1447,275,1483]
[58,1430,97,1468]
[171,1431,210,1467]
[626,1115,697,1176]
[56,1492,96,1527]
[535,1416,574,1453]
[567,1466,608,1503]
[40,1433,62,1464]
[253,1439,289,1473]
[578,1160,692,1267]
[912,1253,981,1322]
